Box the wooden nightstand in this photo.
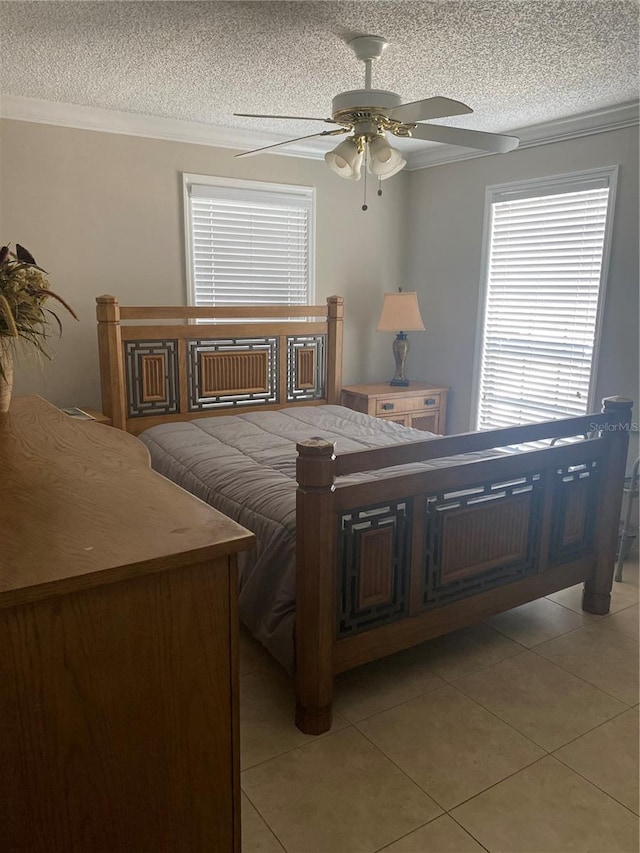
[341,382,449,435]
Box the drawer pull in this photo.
[424,398,436,406]
[381,403,395,411]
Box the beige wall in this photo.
[0,119,408,408]
[2,118,638,465]
[404,126,639,461]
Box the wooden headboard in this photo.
[96,295,344,434]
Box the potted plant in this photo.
[0,243,78,413]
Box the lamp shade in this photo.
[325,138,363,180]
[368,136,407,180]
[376,291,425,332]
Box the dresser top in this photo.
[0,396,255,608]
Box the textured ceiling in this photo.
[1,1,639,155]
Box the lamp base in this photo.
[390,332,411,386]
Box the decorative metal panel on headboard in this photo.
[187,337,279,412]
[122,333,329,417]
[287,335,326,402]
[96,295,344,431]
[125,339,179,418]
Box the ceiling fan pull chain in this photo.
[378,176,383,197]
[362,150,369,211]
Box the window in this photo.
[184,174,315,307]
[474,167,617,430]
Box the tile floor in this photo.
[240,561,639,853]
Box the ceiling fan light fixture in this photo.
[325,137,363,180]
[368,135,407,179]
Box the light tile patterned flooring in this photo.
[240,561,639,853]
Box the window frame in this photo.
[470,165,619,430]
[182,173,316,309]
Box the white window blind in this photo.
[476,171,615,431]
[185,177,314,307]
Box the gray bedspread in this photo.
[138,405,484,671]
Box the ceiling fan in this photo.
[234,34,519,181]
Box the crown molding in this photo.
[1,94,638,169]
[0,94,310,156]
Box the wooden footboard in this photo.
[94,297,632,737]
[295,396,632,734]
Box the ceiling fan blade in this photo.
[235,128,348,158]
[410,123,519,153]
[234,113,335,123]
[389,97,473,124]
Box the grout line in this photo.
[549,703,636,754]
[598,617,640,643]
[354,681,546,810]
[349,651,632,778]
[335,671,447,726]
[241,640,539,774]
[371,814,443,853]
[527,637,638,707]
[354,713,450,812]
[550,706,638,818]
[450,746,547,810]
[245,633,540,767]
[446,749,637,849]
[442,672,550,752]
[483,617,593,651]
[443,675,553,754]
[243,720,446,853]
[451,651,637,751]
[447,812,493,852]
[544,597,603,621]
[336,625,529,726]
[240,720,356,773]
[433,644,530,686]
[240,788,288,852]
[447,753,551,812]
[590,617,640,644]
[549,752,640,820]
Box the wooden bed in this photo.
[96,294,632,735]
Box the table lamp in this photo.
[376,290,425,386]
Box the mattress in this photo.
[138,405,488,671]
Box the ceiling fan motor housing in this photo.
[332,90,405,137]
[333,90,408,140]
[332,89,402,117]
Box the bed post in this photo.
[326,296,344,405]
[96,295,127,430]
[295,437,337,735]
[583,396,633,614]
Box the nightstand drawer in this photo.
[375,392,442,417]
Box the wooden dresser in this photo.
[0,396,255,853]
